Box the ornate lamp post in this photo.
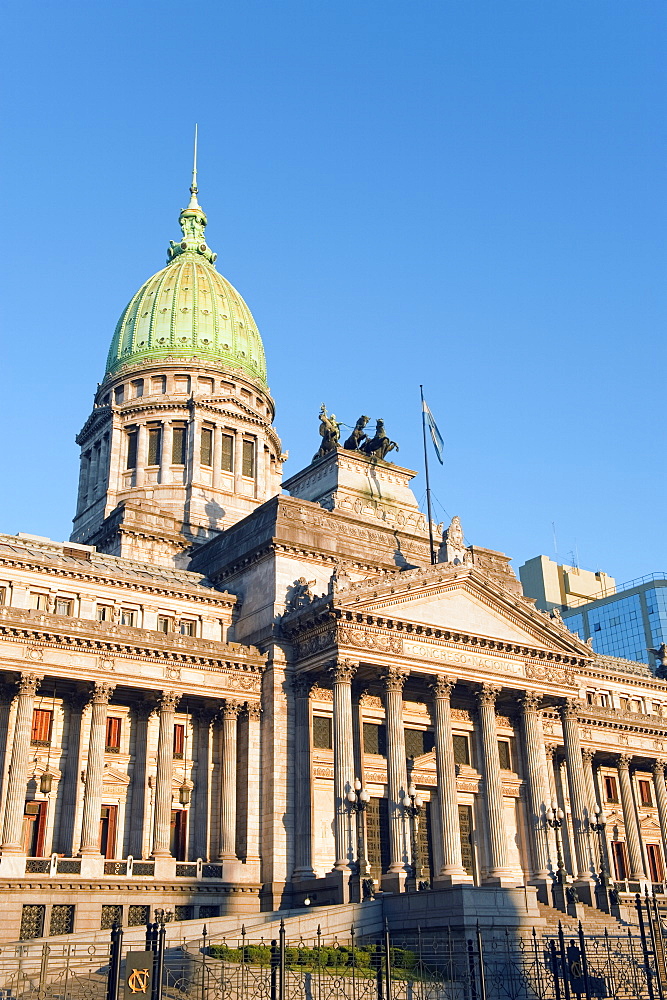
[545,800,567,884]
[402,783,424,884]
[346,778,371,890]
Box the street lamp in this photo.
[346,779,371,883]
[590,804,611,887]
[402,784,424,883]
[545,800,567,884]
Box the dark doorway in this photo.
[170,809,187,861]
[99,805,118,859]
[23,801,47,857]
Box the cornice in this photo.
[0,555,234,607]
[0,608,264,672]
[543,706,667,739]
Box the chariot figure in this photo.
[361,418,399,460]
[343,415,370,451]
[314,404,341,460]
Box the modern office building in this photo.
[519,555,615,613]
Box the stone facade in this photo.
[1,179,666,943]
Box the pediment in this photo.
[102,766,130,785]
[335,569,590,655]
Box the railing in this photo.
[22,856,227,879]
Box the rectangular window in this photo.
[49,904,75,936]
[173,724,185,758]
[114,385,124,405]
[366,798,390,881]
[605,776,619,802]
[20,904,45,941]
[99,805,117,859]
[172,426,187,465]
[453,734,470,766]
[221,433,234,472]
[31,709,53,745]
[120,609,136,627]
[151,376,166,395]
[458,804,475,877]
[100,905,122,930]
[497,739,512,771]
[313,716,333,750]
[242,439,255,478]
[586,692,594,705]
[131,379,144,398]
[363,722,387,756]
[147,426,162,466]
[647,844,664,883]
[200,427,213,467]
[639,779,653,806]
[157,616,172,633]
[30,593,48,611]
[105,717,121,752]
[179,620,195,636]
[126,429,138,469]
[23,801,47,857]
[170,809,187,861]
[97,605,112,622]
[0,587,6,606]
[612,841,628,881]
[404,728,435,759]
[173,375,190,394]
[55,598,72,616]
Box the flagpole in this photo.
[420,385,437,565]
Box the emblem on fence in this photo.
[124,951,154,1000]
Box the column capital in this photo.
[559,697,583,720]
[431,675,456,699]
[16,673,41,697]
[477,683,501,708]
[133,699,157,722]
[245,701,262,720]
[67,690,93,713]
[653,759,667,776]
[222,699,243,720]
[544,743,557,761]
[617,753,633,770]
[581,748,596,765]
[192,706,217,727]
[157,690,182,712]
[89,682,115,706]
[292,672,317,697]
[520,691,542,713]
[327,659,358,685]
[381,665,409,692]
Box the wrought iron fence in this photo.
[1,893,667,1000]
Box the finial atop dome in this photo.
[167,125,217,266]
[187,123,201,210]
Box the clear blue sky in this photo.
[1,1,665,586]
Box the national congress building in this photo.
[1,169,666,943]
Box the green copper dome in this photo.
[105,175,267,385]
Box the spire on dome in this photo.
[167,125,217,266]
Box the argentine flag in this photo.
[422,398,444,464]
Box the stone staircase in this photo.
[537,900,631,937]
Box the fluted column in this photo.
[617,754,646,879]
[559,699,593,880]
[57,691,89,855]
[1,674,41,853]
[520,693,550,879]
[152,691,181,858]
[192,708,215,862]
[219,700,241,861]
[245,703,262,863]
[431,676,469,882]
[128,701,155,859]
[292,674,316,879]
[79,682,115,855]
[329,659,357,871]
[653,761,667,867]
[581,749,598,869]
[382,666,410,875]
[476,684,510,881]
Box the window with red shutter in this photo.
[105,717,121,752]
[173,724,185,759]
[31,710,52,746]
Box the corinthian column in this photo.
[329,659,357,872]
[152,691,181,858]
[382,665,410,879]
[520,692,550,880]
[79,683,116,855]
[292,675,316,879]
[559,699,593,881]
[476,684,511,882]
[219,700,241,861]
[653,761,667,868]
[617,754,646,880]
[431,676,470,883]
[1,674,41,853]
